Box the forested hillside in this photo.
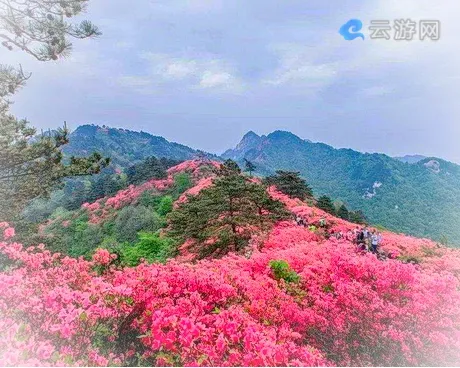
[63,125,205,166]
[223,131,460,246]
[2,159,460,366]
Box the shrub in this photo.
[169,173,192,198]
[114,205,161,243]
[269,260,300,283]
[120,232,176,266]
[155,195,173,217]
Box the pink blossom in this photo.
[3,227,15,239]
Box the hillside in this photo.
[63,124,206,166]
[222,131,460,245]
[394,154,427,164]
[1,159,460,366]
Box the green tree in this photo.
[337,204,350,220]
[0,0,100,62]
[244,158,256,177]
[126,156,168,185]
[156,195,173,217]
[114,205,161,243]
[168,172,193,199]
[120,232,175,266]
[264,170,313,200]
[168,160,290,258]
[0,122,109,221]
[0,0,106,221]
[349,210,367,224]
[317,195,335,215]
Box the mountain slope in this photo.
[394,154,427,164]
[63,124,204,166]
[3,159,460,366]
[222,131,460,245]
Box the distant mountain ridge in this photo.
[223,130,460,246]
[63,124,207,166]
[394,154,427,164]
[63,125,460,246]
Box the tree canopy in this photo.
[264,170,313,200]
[0,0,107,221]
[244,158,256,177]
[0,121,109,220]
[317,195,335,215]
[0,0,100,62]
[168,160,290,258]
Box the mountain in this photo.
[63,124,204,166]
[222,130,460,246]
[6,159,460,366]
[394,154,427,164]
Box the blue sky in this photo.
[2,0,459,162]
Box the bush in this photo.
[138,190,161,208]
[156,195,173,217]
[120,232,176,266]
[70,223,105,258]
[114,205,162,243]
[169,173,192,198]
[269,260,300,283]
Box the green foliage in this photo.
[0,1,101,62]
[0,1,106,222]
[269,260,300,283]
[374,224,389,232]
[168,173,193,199]
[24,156,179,223]
[337,204,350,220]
[349,210,367,224]
[244,159,256,177]
[63,124,200,168]
[114,205,162,243]
[223,131,460,247]
[264,170,313,200]
[440,235,449,246]
[0,121,109,221]
[156,196,173,217]
[43,191,176,258]
[397,255,422,264]
[126,156,171,185]
[120,232,176,266]
[317,195,335,215]
[168,160,290,258]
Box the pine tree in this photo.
[0,1,107,221]
[264,170,313,200]
[0,122,110,221]
[126,157,168,185]
[317,195,335,215]
[337,204,350,220]
[168,160,290,258]
[349,210,367,224]
[244,159,256,177]
[0,1,100,63]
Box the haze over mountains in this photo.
[65,125,460,246]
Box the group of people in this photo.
[295,215,328,232]
[354,227,382,253]
[294,215,383,254]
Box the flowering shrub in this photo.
[2,213,460,366]
[2,164,460,366]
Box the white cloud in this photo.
[199,70,238,89]
[263,45,338,88]
[121,52,244,93]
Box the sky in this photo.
[2,0,460,162]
